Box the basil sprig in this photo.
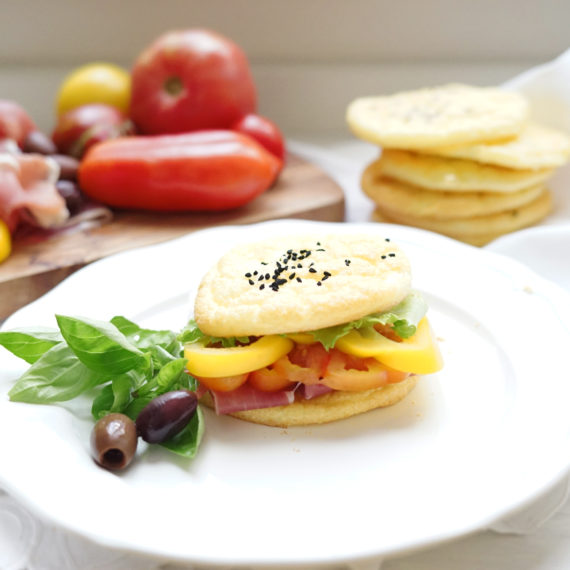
[0,315,203,459]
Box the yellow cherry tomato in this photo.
[184,335,294,378]
[335,317,443,374]
[0,219,11,263]
[56,62,131,116]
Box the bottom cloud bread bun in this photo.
[200,375,418,427]
[183,232,443,427]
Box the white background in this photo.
[0,0,568,135]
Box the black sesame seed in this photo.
[317,281,322,286]
[389,253,396,257]
[385,238,391,242]
[345,259,351,266]
[289,273,296,279]
[245,272,252,278]
[248,279,254,285]
[296,277,302,283]
[259,284,265,290]
[381,255,386,259]
[265,273,270,279]
[309,267,317,273]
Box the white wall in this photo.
[0,0,568,135]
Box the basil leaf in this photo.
[112,316,181,355]
[124,394,154,420]
[161,406,204,458]
[91,384,114,419]
[110,375,132,412]
[55,315,147,375]
[9,343,103,403]
[0,328,63,364]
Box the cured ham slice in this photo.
[0,153,69,232]
[208,382,297,415]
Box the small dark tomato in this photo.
[22,130,57,155]
[136,390,198,444]
[51,154,80,181]
[90,413,138,471]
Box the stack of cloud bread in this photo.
[346,84,570,246]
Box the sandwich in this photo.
[181,233,443,427]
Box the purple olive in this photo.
[56,179,84,214]
[90,413,137,470]
[136,390,198,444]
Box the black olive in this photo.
[136,390,198,444]
[90,413,138,470]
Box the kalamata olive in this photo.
[22,130,57,155]
[90,413,138,470]
[136,390,198,444]
[56,179,84,214]
[51,154,80,181]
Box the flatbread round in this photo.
[372,189,552,245]
[200,375,418,427]
[361,162,545,220]
[379,149,553,192]
[426,123,570,170]
[194,234,412,337]
[346,84,529,149]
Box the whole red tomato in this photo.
[0,100,37,147]
[232,113,286,161]
[130,29,257,134]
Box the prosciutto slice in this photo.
[0,152,68,232]
[208,382,297,415]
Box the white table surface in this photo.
[1,136,570,570]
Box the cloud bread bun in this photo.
[200,375,418,427]
[194,233,412,338]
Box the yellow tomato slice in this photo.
[335,317,443,374]
[184,335,294,378]
[285,332,315,344]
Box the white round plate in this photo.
[1,219,570,568]
[486,224,570,292]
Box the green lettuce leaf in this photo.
[178,319,250,348]
[307,291,428,349]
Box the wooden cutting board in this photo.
[0,154,345,320]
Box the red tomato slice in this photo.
[249,343,330,391]
[322,349,409,391]
[194,373,248,392]
[248,366,295,392]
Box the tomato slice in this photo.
[322,349,409,391]
[248,367,295,392]
[248,343,330,391]
[195,373,249,392]
[335,317,443,374]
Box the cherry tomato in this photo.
[130,29,257,134]
[232,113,286,161]
[0,219,11,263]
[56,63,131,116]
